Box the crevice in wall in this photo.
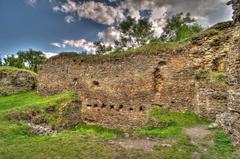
[153,67,164,96]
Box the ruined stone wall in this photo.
[188,24,234,119]
[217,25,240,145]
[153,56,195,112]
[38,24,238,134]
[0,67,37,96]
[38,52,194,130]
[194,82,227,119]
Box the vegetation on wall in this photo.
[95,13,203,54]
[159,12,203,42]
[193,71,227,83]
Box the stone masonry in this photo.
[0,68,37,96]
[217,25,240,145]
[38,24,235,131]
[38,52,194,130]
[38,15,240,143]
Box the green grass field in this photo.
[0,92,239,159]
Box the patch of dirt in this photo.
[184,125,212,140]
[110,138,159,152]
[184,125,214,159]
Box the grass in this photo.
[69,124,123,138]
[0,92,239,159]
[135,125,182,138]
[201,130,238,159]
[0,91,78,114]
[134,107,239,159]
[0,128,116,159]
[148,107,208,127]
[193,71,227,83]
[59,40,190,63]
[134,107,208,138]
[208,71,227,83]
[132,107,206,158]
[56,23,232,64]
[0,66,37,76]
[0,91,122,159]
[213,131,235,157]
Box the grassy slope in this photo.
[0,92,78,114]
[56,40,189,64]
[135,107,209,138]
[0,92,239,159]
[54,24,231,64]
[0,92,120,159]
[0,66,37,76]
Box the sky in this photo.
[0,0,233,57]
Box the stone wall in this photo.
[188,23,233,120]
[38,24,239,136]
[217,26,240,145]
[194,82,227,119]
[0,67,37,96]
[38,52,195,130]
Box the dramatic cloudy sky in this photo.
[0,0,233,56]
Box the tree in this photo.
[115,16,154,48]
[3,49,46,73]
[3,55,25,68]
[94,42,113,54]
[0,55,2,66]
[160,13,203,42]
[17,49,46,73]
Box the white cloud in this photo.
[25,0,37,7]
[51,39,96,53]
[63,39,96,52]
[51,0,233,51]
[51,42,62,48]
[43,52,58,58]
[65,16,75,23]
[54,0,232,27]
[25,0,55,7]
[98,27,121,46]
[53,0,125,25]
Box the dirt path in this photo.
[184,125,212,140]
[184,125,214,159]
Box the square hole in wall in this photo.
[93,81,100,86]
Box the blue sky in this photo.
[0,0,233,57]
[0,0,106,56]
